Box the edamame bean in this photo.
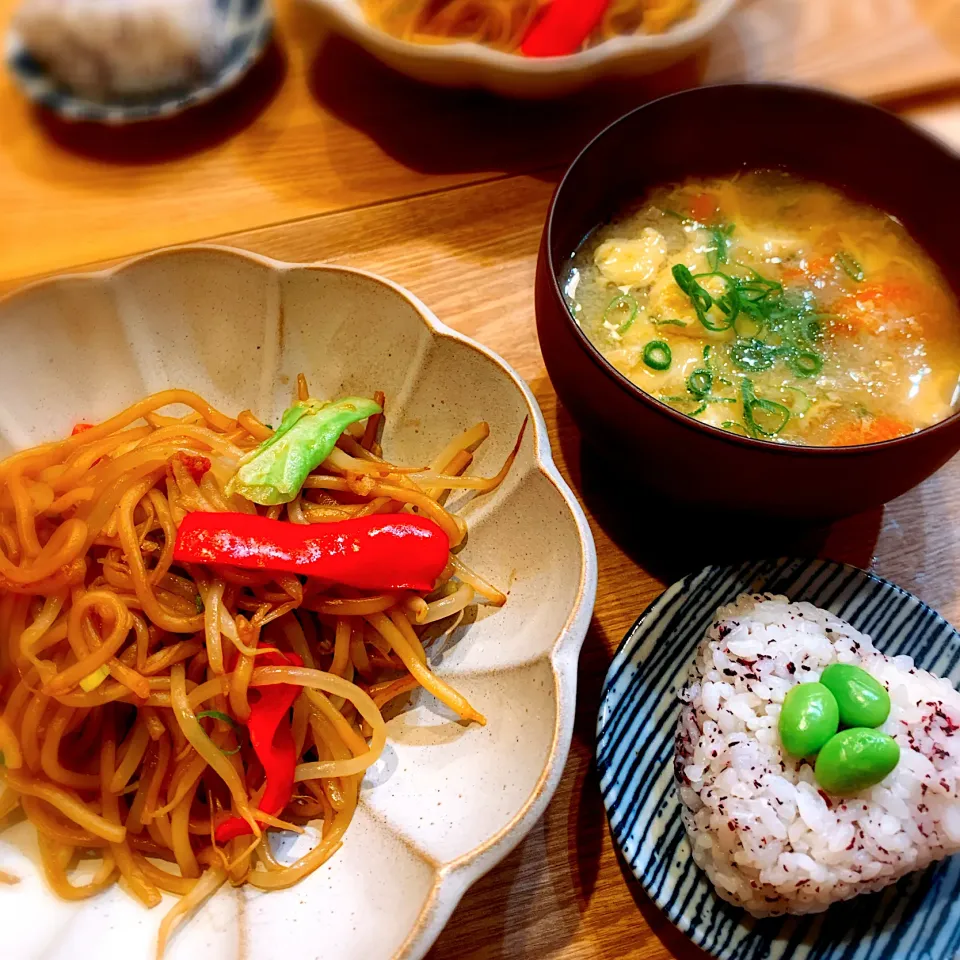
[814,728,900,794]
[820,663,890,728]
[778,682,839,758]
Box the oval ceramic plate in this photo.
[4,0,272,124]
[305,0,735,98]
[0,245,597,960]
[597,558,960,960]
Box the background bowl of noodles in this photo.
[304,0,736,97]
[0,245,596,960]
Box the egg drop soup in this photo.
[563,171,960,445]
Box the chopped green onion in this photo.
[741,379,791,438]
[674,260,828,391]
[800,315,823,342]
[741,268,783,295]
[837,251,864,282]
[729,338,778,372]
[721,420,751,437]
[660,395,707,416]
[196,710,239,728]
[672,264,715,328]
[788,350,823,378]
[653,318,688,328]
[674,265,739,332]
[603,294,639,337]
[706,223,734,272]
[643,340,672,371]
[686,368,713,398]
[194,595,205,614]
[697,272,741,329]
[196,710,242,755]
[80,664,111,693]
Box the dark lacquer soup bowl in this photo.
[535,83,960,520]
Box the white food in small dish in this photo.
[13,0,229,98]
[676,593,960,915]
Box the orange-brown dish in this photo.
[358,0,698,55]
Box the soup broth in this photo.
[563,171,960,445]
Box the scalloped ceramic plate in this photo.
[0,245,597,960]
[304,0,735,98]
[597,558,960,960]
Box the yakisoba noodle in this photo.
[360,0,696,50]
[0,378,518,957]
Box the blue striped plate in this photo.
[4,0,272,124]
[597,558,960,960]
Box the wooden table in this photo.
[3,1,960,958]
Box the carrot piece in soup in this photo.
[830,280,929,336]
[781,256,834,284]
[853,282,921,307]
[688,192,719,223]
[805,256,834,277]
[830,417,912,446]
[779,264,805,283]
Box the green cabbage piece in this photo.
[226,396,381,505]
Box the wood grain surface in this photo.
[707,0,960,100]
[0,0,704,285]
[2,1,960,957]
[3,0,960,286]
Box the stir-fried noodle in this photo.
[0,378,519,956]
[359,0,696,50]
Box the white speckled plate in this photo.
[0,245,597,960]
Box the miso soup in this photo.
[563,171,960,445]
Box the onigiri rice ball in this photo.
[675,593,960,915]
[14,0,229,99]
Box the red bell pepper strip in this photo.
[71,423,95,436]
[520,0,612,58]
[173,513,449,592]
[215,648,303,844]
